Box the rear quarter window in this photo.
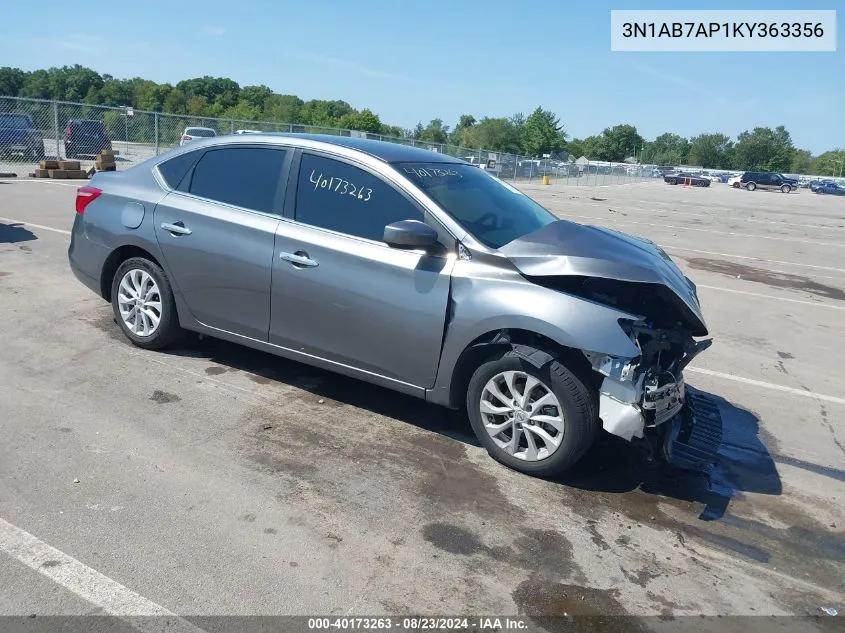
[158,150,202,189]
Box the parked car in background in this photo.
[814,182,845,196]
[739,172,798,193]
[180,127,217,146]
[68,134,717,478]
[64,119,112,159]
[0,112,45,161]
[664,171,710,187]
[727,174,743,188]
[809,180,835,192]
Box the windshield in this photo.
[397,162,556,248]
[0,114,32,129]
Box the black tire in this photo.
[746,182,756,191]
[110,257,182,350]
[466,350,598,478]
[668,178,677,185]
[780,184,791,193]
[732,182,740,188]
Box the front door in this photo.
[154,145,289,340]
[269,152,454,388]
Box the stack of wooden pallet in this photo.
[96,150,117,172]
[33,160,89,179]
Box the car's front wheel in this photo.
[466,351,598,478]
[111,257,182,350]
[746,182,757,191]
[780,184,791,193]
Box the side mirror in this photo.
[383,219,438,250]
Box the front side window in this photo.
[295,154,424,241]
[397,162,556,249]
[189,147,286,213]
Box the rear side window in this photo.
[158,150,201,189]
[294,153,423,241]
[189,147,286,213]
[0,114,32,129]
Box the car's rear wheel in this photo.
[732,182,740,188]
[746,182,757,191]
[466,351,598,478]
[111,257,182,350]
[668,178,677,185]
[780,184,791,193]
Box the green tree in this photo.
[99,77,134,107]
[240,85,273,111]
[18,70,52,99]
[810,149,845,177]
[337,108,382,133]
[640,133,689,165]
[450,114,476,144]
[461,117,522,153]
[732,126,795,171]
[262,94,303,123]
[417,118,449,144]
[223,100,261,122]
[687,133,732,168]
[163,88,188,114]
[592,124,643,162]
[186,95,209,116]
[790,149,812,174]
[0,67,26,96]
[521,107,565,157]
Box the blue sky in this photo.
[2,0,842,152]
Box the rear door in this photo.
[269,151,454,389]
[154,144,290,340]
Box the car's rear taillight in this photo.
[182,135,191,140]
[65,126,72,137]
[75,186,102,214]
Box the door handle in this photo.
[279,251,318,268]
[161,221,192,236]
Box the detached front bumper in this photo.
[598,373,684,441]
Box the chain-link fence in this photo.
[1,95,660,186]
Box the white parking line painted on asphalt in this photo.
[570,200,845,231]
[0,216,71,236]
[686,367,845,406]
[0,517,205,631]
[567,214,843,247]
[696,284,845,310]
[0,178,81,188]
[662,245,845,274]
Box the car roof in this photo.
[270,133,462,164]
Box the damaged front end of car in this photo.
[499,220,723,470]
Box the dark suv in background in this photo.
[0,112,45,161]
[739,171,798,193]
[64,119,112,158]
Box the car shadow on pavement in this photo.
[0,221,37,244]
[556,388,782,521]
[165,334,480,447]
[164,335,784,521]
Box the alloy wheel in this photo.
[479,371,565,461]
[117,269,162,337]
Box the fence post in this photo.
[52,102,60,159]
[230,119,235,134]
[154,113,160,155]
[289,124,293,133]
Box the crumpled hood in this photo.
[500,219,706,332]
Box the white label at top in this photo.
[611,10,836,52]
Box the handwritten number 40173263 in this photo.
[310,170,372,202]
